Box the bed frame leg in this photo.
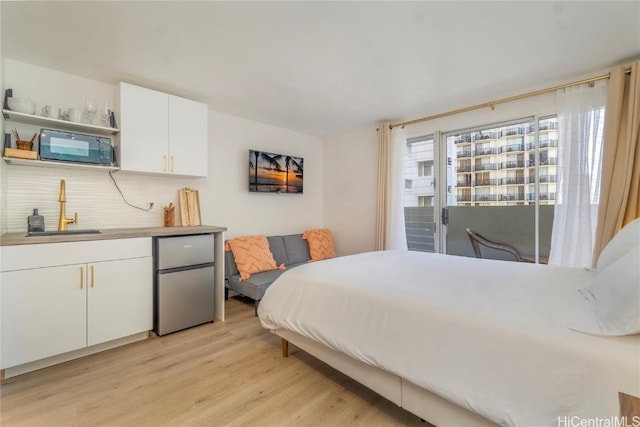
[254,299,260,317]
[281,338,289,358]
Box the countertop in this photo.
[0,225,227,246]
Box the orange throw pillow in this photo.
[303,228,336,261]
[226,235,281,281]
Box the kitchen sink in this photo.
[26,229,102,237]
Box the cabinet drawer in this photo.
[0,238,151,272]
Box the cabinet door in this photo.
[1,265,87,369]
[168,94,208,177]
[87,257,153,346]
[119,83,169,174]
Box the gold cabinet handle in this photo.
[171,155,174,173]
[163,155,167,172]
[90,265,95,288]
[80,266,84,289]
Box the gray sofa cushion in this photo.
[225,233,313,303]
[283,234,311,264]
[227,269,286,301]
[225,236,288,281]
[224,250,239,279]
[267,236,288,266]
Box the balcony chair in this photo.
[465,228,534,263]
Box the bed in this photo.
[258,219,640,426]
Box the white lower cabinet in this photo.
[87,257,152,346]
[1,265,87,368]
[0,238,152,370]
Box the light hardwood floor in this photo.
[1,297,427,426]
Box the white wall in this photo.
[1,60,324,236]
[202,111,323,239]
[323,93,559,254]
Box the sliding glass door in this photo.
[402,116,558,261]
[440,116,557,262]
[404,135,437,252]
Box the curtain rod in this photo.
[389,68,631,129]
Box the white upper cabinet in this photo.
[169,94,208,177]
[119,83,169,174]
[118,83,208,177]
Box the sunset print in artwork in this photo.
[249,150,304,193]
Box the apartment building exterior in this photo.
[404,116,558,209]
[450,117,558,207]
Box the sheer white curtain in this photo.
[387,126,408,250]
[549,81,607,267]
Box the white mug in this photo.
[42,105,60,119]
[61,108,83,123]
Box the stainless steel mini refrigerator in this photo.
[153,234,215,336]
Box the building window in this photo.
[405,179,412,190]
[418,196,434,207]
[418,161,433,177]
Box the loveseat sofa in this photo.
[225,233,312,314]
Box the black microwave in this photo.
[39,129,114,165]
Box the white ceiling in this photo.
[1,1,639,138]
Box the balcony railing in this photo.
[540,158,558,166]
[457,180,472,187]
[457,165,472,172]
[474,163,497,171]
[499,144,525,154]
[526,175,557,183]
[528,192,557,201]
[501,127,526,137]
[526,139,559,150]
[474,195,497,202]
[453,133,472,144]
[539,122,558,131]
[500,161,525,169]
[500,177,525,185]
[475,178,498,186]
[456,150,472,158]
[499,193,525,201]
[473,131,497,141]
[474,147,497,156]
[457,195,472,202]
[404,206,436,253]
[539,175,557,183]
[539,139,558,148]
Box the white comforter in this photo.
[258,250,640,427]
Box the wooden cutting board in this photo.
[4,148,38,160]
[178,187,201,226]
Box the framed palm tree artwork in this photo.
[249,149,304,193]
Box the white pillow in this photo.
[596,217,640,270]
[581,246,640,335]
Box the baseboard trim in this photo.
[2,332,149,379]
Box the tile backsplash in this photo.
[4,164,201,233]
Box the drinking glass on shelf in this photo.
[101,100,112,126]
[84,99,97,124]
